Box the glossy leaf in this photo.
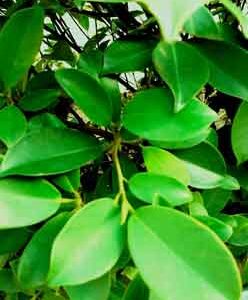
[78,50,103,78]
[142,146,190,185]
[0,127,102,177]
[232,102,248,165]
[153,41,209,111]
[123,88,217,147]
[0,106,27,147]
[194,40,248,100]
[174,142,228,189]
[18,89,60,112]
[128,206,241,300]
[55,69,112,126]
[0,178,60,229]
[184,6,221,40]
[17,213,70,289]
[48,198,125,286]
[103,40,156,74]
[65,274,111,300]
[0,7,44,88]
[0,228,30,255]
[129,173,192,206]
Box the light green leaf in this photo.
[141,0,206,42]
[18,89,60,112]
[142,146,190,185]
[229,215,248,247]
[17,213,70,289]
[51,169,81,193]
[0,7,44,88]
[102,40,156,74]
[55,69,112,126]
[129,173,192,206]
[232,102,248,165]
[0,105,27,147]
[174,142,229,189]
[0,178,60,229]
[65,273,111,300]
[128,206,241,300]
[194,40,248,100]
[48,198,125,286]
[184,6,221,40]
[153,41,209,112]
[0,127,102,177]
[123,88,217,147]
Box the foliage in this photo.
[0,0,247,299]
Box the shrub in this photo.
[0,0,247,299]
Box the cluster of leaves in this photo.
[0,0,248,299]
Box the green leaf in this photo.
[123,88,217,147]
[174,142,229,189]
[195,215,233,242]
[65,273,111,300]
[153,41,209,112]
[102,40,156,74]
[78,50,103,78]
[123,274,149,300]
[229,215,248,247]
[28,113,66,132]
[51,169,81,193]
[0,269,19,293]
[232,102,248,165]
[129,173,192,206]
[128,206,241,300]
[0,178,60,229]
[48,198,125,286]
[18,89,60,112]
[0,228,30,255]
[17,213,70,289]
[141,0,206,42]
[0,105,27,147]
[0,7,44,88]
[194,40,248,100]
[142,146,190,185]
[0,127,102,177]
[202,188,231,216]
[184,6,221,40]
[219,0,248,38]
[55,69,112,126]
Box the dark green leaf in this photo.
[202,188,231,216]
[0,269,19,293]
[0,228,30,255]
[0,127,102,177]
[123,274,149,300]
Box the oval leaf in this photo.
[55,69,112,126]
[0,178,60,229]
[123,88,217,147]
[153,41,209,112]
[129,173,192,206]
[0,127,102,177]
[0,7,44,88]
[48,198,125,286]
[128,206,241,300]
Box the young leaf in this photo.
[48,198,125,286]
[141,0,206,42]
[123,88,217,147]
[184,6,221,40]
[0,178,60,229]
[55,69,112,126]
[0,7,44,88]
[0,106,27,147]
[232,102,248,165]
[17,213,70,289]
[102,40,156,74]
[174,142,229,189]
[129,173,192,206]
[142,146,190,185]
[128,206,241,300]
[65,273,111,300]
[153,41,209,112]
[194,40,248,100]
[18,89,60,112]
[0,127,102,177]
